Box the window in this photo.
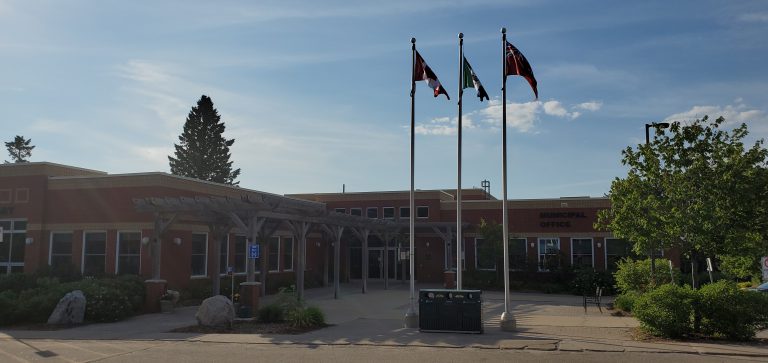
[571,238,593,268]
[117,232,141,275]
[234,235,246,273]
[220,235,229,275]
[283,237,294,271]
[367,207,378,219]
[0,220,27,274]
[605,238,637,271]
[416,206,429,218]
[268,237,280,271]
[190,233,207,277]
[49,232,73,271]
[509,238,527,270]
[445,238,466,270]
[334,208,346,214]
[382,207,395,219]
[475,238,495,270]
[83,232,106,276]
[399,207,410,219]
[538,238,560,271]
[350,208,362,216]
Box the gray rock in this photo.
[47,290,86,325]
[195,295,234,327]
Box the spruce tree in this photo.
[5,135,35,163]
[168,95,241,185]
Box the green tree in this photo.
[168,95,241,185]
[5,135,35,163]
[596,116,768,285]
[476,219,503,280]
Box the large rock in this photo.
[196,295,235,327]
[47,290,86,325]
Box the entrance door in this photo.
[368,248,383,279]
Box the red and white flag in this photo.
[505,41,538,99]
[414,50,450,100]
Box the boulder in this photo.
[195,295,234,327]
[47,290,86,325]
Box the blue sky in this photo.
[1,1,767,199]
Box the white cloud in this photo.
[739,13,768,23]
[415,116,476,136]
[575,101,603,111]
[543,100,580,119]
[479,99,540,132]
[664,101,768,137]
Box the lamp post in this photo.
[644,122,670,282]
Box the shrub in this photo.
[633,284,695,338]
[572,268,616,296]
[15,284,70,323]
[697,281,768,340]
[613,291,640,313]
[181,278,212,304]
[0,291,19,325]
[82,285,133,323]
[287,306,325,328]
[0,273,37,294]
[614,258,679,293]
[257,304,284,323]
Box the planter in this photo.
[160,300,174,313]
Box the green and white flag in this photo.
[462,57,489,102]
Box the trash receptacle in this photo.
[419,289,482,334]
[443,270,456,289]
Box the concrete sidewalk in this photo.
[1,281,766,358]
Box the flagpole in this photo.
[456,32,463,290]
[404,37,419,329]
[500,27,516,331]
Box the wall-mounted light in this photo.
[173,237,182,245]
[315,241,321,247]
[530,242,535,248]
[141,237,151,245]
[25,237,33,245]
[596,242,602,248]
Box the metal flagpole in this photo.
[404,37,419,328]
[499,27,516,331]
[456,32,463,290]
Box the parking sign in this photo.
[249,244,260,259]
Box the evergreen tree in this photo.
[5,135,35,163]
[168,95,241,185]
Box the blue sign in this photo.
[249,244,260,259]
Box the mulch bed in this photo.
[170,321,330,335]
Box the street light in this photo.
[644,121,670,282]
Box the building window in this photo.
[49,232,73,271]
[445,238,466,270]
[190,233,207,277]
[83,232,107,276]
[350,208,362,216]
[268,237,280,271]
[283,237,294,271]
[367,207,378,219]
[234,235,246,274]
[0,220,27,274]
[220,235,229,275]
[399,207,410,219]
[509,238,527,270]
[334,208,346,214]
[382,207,395,219]
[475,238,495,270]
[117,232,141,275]
[606,238,637,271]
[538,238,560,271]
[416,206,429,218]
[571,238,593,269]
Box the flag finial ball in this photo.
[459,33,463,39]
[501,27,506,34]
[411,37,416,44]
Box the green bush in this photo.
[257,304,284,323]
[614,258,680,293]
[82,285,133,323]
[287,306,325,328]
[613,291,640,313]
[572,268,616,296]
[0,291,19,325]
[0,273,37,294]
[633,284,695,338]
[15,284,70,323]
[181,278,212,304]
[697,281,768,340]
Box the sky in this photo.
[1,0,767,199]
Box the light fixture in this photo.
[530,242,535,248]
[596,242,602,248]
[173,237,182,245]
[25,237,33,245]
[141,237,151,245]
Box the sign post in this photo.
[227,267,234,301]
[706,257,714,284]
[668,260,674,285]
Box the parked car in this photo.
[748,282,768,293]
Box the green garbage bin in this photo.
[419,289,482,333]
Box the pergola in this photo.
[133,193,403,300]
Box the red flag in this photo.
[505,41,538,99]
[414,50,450,100]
